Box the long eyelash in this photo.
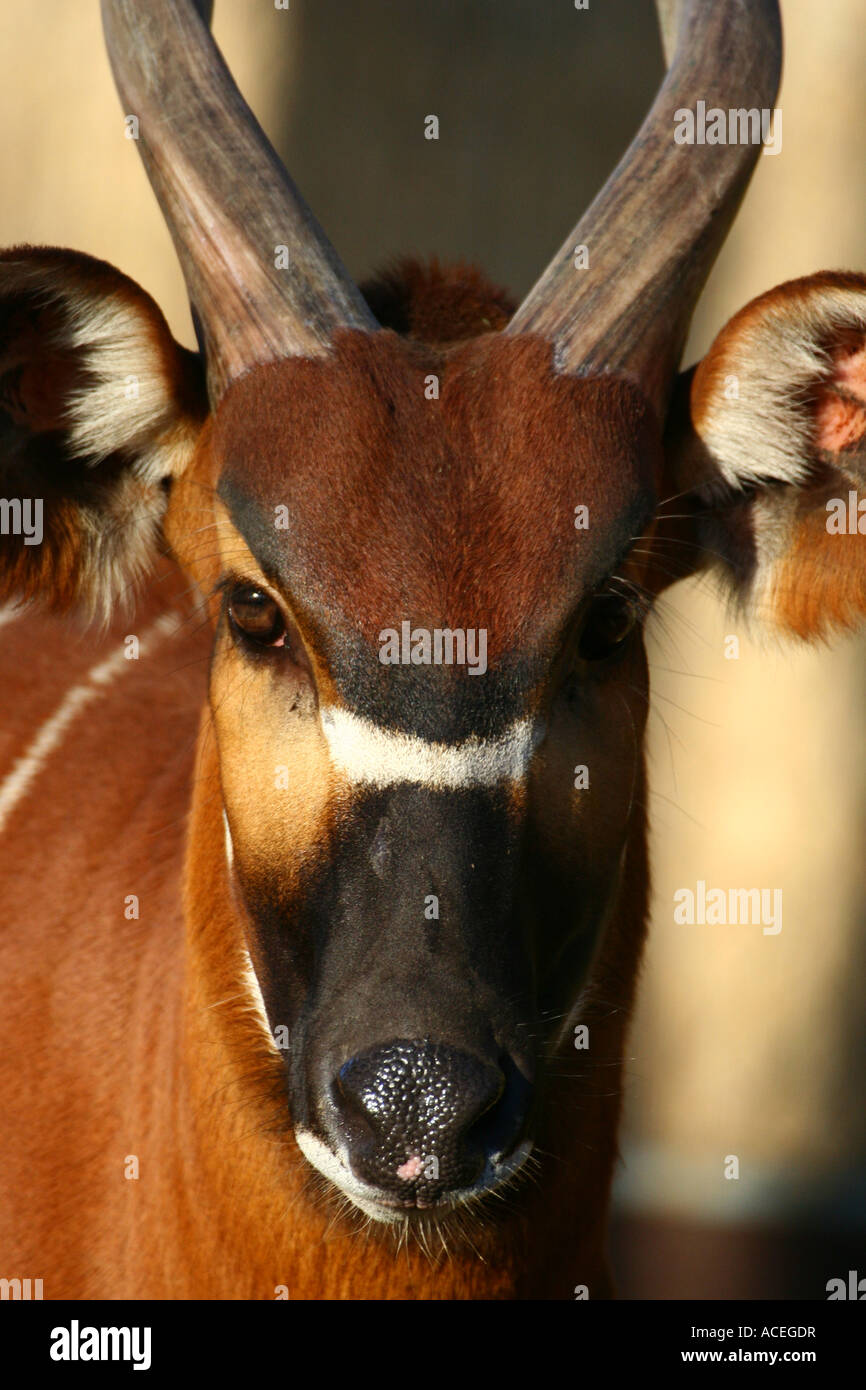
[608,573,655,621]
[213,570,242,602]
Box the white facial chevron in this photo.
[320,707,544,790]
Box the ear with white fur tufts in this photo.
[0,246,207,621]
[663,272,866,638]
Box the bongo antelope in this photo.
[1,0,864,1299]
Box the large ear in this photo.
[0,247,207,620]
[662,272,866,639]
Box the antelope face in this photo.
[170,329,661,1220]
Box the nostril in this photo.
[465,1053,532,1162]
[332,1061,386,1147]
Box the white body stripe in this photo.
[223,810,280,1055]
[239,947,280,1055]
[320,707,543,790]
[0,611,180,834]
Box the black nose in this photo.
[333,1040,527,1204]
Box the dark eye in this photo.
[228,586,288,648]
[577,592,639,662]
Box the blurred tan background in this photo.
[2,0,863,1297]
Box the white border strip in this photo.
[321,707,543,790]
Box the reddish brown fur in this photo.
[360,257,516,345]
[213,330,658,665]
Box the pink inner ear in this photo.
[815,341,866,452]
